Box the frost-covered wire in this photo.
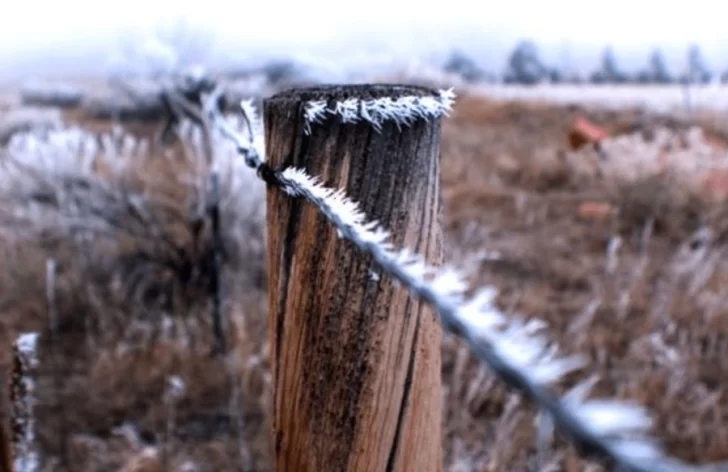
[206,89,717,472]
[203,86,265,171]
[275,168,692,472]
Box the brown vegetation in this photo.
[1,88,728,471]
[440,95,728,469]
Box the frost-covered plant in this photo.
[567,125,728,200]
[10,332,40,472]
[0,116,266,329]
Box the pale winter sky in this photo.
[1,0,727,80]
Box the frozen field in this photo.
[468,83,728,113]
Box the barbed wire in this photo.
[205,81,723,471]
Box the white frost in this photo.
[303,88,456,134]
[13,332,40,472]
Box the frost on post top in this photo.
[268,84,455,135]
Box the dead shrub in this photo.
[0,116,271,470]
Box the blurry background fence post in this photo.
[263,84,445,472]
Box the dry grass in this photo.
[2,90,728,471]
[440,95,728,470]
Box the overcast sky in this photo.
[1,0,727,80]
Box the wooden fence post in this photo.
[263,84,445,472]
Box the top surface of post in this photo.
[266,83,455,134]
[266,83,438,103]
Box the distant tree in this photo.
[563,70,586,84]
[547,67,565,83]
[647,48,673,83]
[504,40,547,85]
[635,70,651,84]
[682,44,712,84]
[633,48,672,84]
[590,46,628,83]
[443,50,487,83]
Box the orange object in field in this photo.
[701,170,728,202]
[577,201,616,221]
[703,131,728,151]
[568,117,610,150]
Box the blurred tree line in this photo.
[444,40,723,85]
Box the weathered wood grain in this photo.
[264,84,444,472]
